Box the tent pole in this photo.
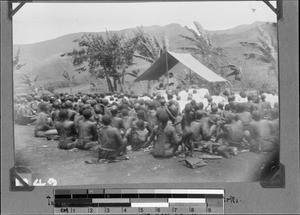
[166,52,169,90]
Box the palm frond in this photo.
[133,54,155,63]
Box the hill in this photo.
[13,21,278,94]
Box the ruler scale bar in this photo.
[54,189,224,214]
[168,198,206,203]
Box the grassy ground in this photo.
[14,124,277,186]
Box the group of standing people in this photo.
[14,87,279,161]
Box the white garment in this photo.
[211,95,228,105]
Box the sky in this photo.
[13,1,276,45]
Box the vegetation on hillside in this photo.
[240,26,278,76]
[179,22,278,93]
[15,22,278,95]
[132,26,169,92]
[13,47,26,71]
[19,74,39,94]
[66,32,136,92]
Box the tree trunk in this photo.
[106,76,113,92]
[113,77,118,92]
[117,77,124,92]
[69,83,73,95]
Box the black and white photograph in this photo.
[13,1,280,186]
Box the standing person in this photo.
[75,109,99,150]
[98,115,127,161]
[55,109,77,149]
[163,73,178,90]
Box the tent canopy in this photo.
[135,51,229,83]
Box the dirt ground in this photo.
[14,124,276,186]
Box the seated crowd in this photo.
[14,88,279,161]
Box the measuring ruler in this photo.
[54,189,224,214]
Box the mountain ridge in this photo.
[13,21,277,93]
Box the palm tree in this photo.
[179,21,231,86]
[240,26,278,75]
[179,21,212,56]
[133,26,169,63]
[133,26,169,92]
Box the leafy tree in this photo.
[13,47,26,71]
[43,83,55,94]
[66,32,136,92]
[240,26,278,75]
[20,74,39,93]
[60,66,75,94]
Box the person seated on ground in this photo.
[145,101,158,131]
[74,104,89,131]
[259,94,272,118]
[163,100,182,140]
[217,102,224,115]
[216,113,244,152]
[14,97,21,123]
[228,94,237,112]
[250,110,277,153]
[110,105,126,136]
[120,108,134,131]
[268,109,279,148]
[16,98,36,125]
[190,110,204,149]
[98,115,127,161]
[29,96,40,113]
[208,105,221,140]
[55,109,77,150]
[179,103,195,157]
[197,110,211,142]
[75,109,99,150]
[132,109,151,132]
[204,96,213,112]
[90,104,103,129]
[125,119,150,151]
[51,101,61,123]
[145,108,181,158]
[243,95,255,113]
[34,102,58,139]
[235,103,252,132]
[221,104,232,119]
[239,91,248,103]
